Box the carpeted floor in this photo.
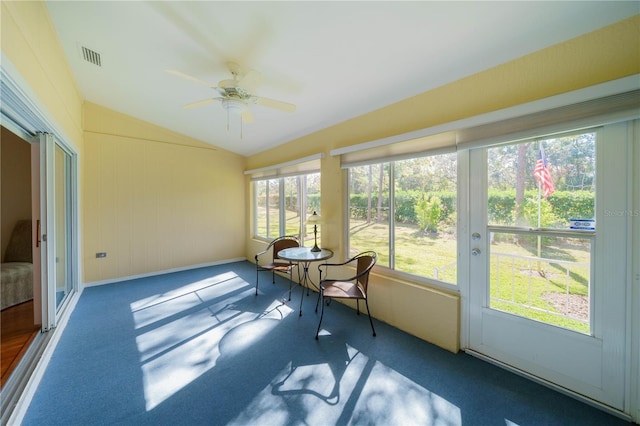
[20,261,631,425]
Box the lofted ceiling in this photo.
[46,1,638,157]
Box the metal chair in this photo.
[315,251,377,339]
[255,235,299,299]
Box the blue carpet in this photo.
[22,261,630,425]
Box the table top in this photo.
[277,247,334,262]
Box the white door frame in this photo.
[39,132,79,329]
[463,123,632,416]
[1,57,81,328]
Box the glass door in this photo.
[40,133,76,330]
[467,124,629,410]
[54,143,73,308]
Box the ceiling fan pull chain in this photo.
[226,109,230,131]
[240,116,243,140]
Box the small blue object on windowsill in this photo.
[569,219,595,231]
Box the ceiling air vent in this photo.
[81,46,102,67]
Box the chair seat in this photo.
[321,281,365,299]
[262,261,294,272]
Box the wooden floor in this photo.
[1,300,40,388]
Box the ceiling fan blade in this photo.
[254,96,296,113]
[237,69,264,91]
[183,98,218,109]
[241,108,254,124]
[166,69,216,88]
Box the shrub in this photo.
[350,190,593,229]
[415,194,442,232]
[521,197,561,228]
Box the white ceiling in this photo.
[46,1,638,157]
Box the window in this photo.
[254,172,320,246]
[347,152,457,285]
[487,130,596,333]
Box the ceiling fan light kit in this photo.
[168,61,296,136]
[222,98,248,114]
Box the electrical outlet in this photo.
[96,252,107,258]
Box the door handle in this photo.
[471,248,481,256]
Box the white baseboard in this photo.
[83,257,247,287]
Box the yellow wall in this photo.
[83,103,246,283]
[246,15,640,353]
[1,1,83,150]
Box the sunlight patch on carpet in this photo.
[130,272,249,329]
[139,309,250,410]
[227,346,461,425]
[133,276,293,411]
[218,300,294,357]
[353,362,461,425]
[229,345,369,425]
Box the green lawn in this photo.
[489,236,590,333]
[350,219,591,334]
[350,220,458,282]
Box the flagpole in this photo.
[533,141,555,275]
[537,142,542,273]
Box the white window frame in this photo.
[252,171,320,245]
[345,151,459,292]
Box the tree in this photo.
[514,143,528,225]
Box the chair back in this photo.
[355,251,377,292]
[271,236,299,260]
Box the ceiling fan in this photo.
[167,62,296,124]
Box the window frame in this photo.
[345,151,459,292]
[253,171,320,245]
[483,128,598,334]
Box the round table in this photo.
[277,247,334,316]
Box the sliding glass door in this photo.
[40,133,77,330]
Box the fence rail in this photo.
[490,251,590,327]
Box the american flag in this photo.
[533,146,555,198]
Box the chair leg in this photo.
[315,268,323,307]
[315,290,325,339]
[364,298,376,337]
[298,281,305,317]
[255,265,259,296]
